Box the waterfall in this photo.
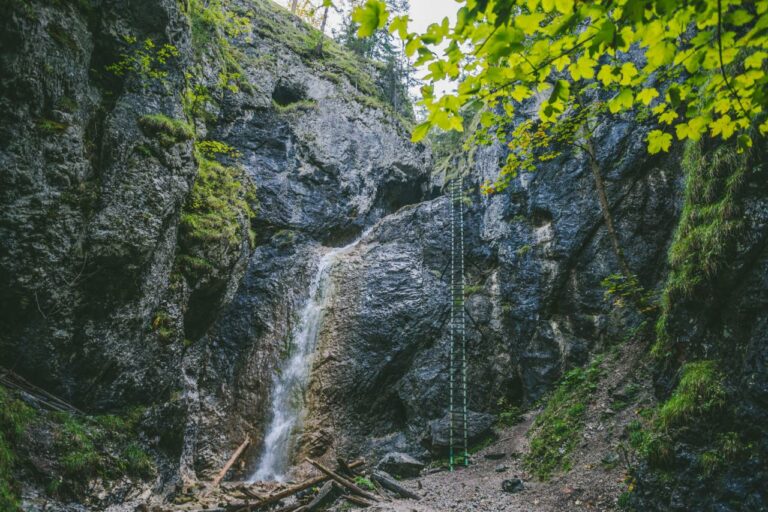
[249,230,370,482]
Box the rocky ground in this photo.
[356,339,653,512]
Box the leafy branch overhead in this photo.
[353,0,768,162]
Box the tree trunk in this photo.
[314,6,330,55]
[585,138,632,277]
[290,0,299,13]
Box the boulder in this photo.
[376,452,425,478]
[425,411,496,453]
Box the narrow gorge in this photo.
[1,0,767,511]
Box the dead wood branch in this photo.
[304,458,379,502]
[372,470,421,500]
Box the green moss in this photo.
[175,156,257,283]
[653,142,748,356]
[524,358,603,480]
[57,96,78,113]
[121,442,154,477]
[187,0,250,94]
[138,114,194,145]
[464,284,484,296]
[0,387,36,511]
[626,361,728,474]
[271,229,297,248]
[516,244,532,256]
[50,407,155,497]
[47,23,78,50]
[105,37,180,83]
[354,476,375,491]
[658,360,725,429]
[151,310,174,343]
[195,139,241,159]
[0,387,154,502]
[36,118,68,134]
[496,398,523,426]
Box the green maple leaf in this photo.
[352,0,389,38]
[647,130,672,154]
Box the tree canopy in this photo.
[352,0,768,189]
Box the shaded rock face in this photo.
[631,143,768,511]
[0,0,428,495]
[426,412,496,454]
[0,0,197,409]
[301,114,681,461]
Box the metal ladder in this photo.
[449,177,468,470]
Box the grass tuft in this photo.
[139,114,194,145]
[524,358,603,480]
[658,360,725,429]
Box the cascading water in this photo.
[250,231,370,482]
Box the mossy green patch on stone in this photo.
[653,142,748,356]
[138,113,194,145]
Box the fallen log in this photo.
[336,457,356,477]
[238,486,265,500]
[371,470,421,500]
[342,494,374,507]
[294,481,339,511]
[243,459,365,509]
[212,437,251,487]
[0,367,84,414]
[304,458,379,502]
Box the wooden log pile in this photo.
[152,447,422,512]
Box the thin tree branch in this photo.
[717,0,751,121]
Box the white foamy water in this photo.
[250,230,370,482]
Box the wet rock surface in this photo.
[303,111,681,462]
[376,452,425,479]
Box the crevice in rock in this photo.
[272,80,307,106]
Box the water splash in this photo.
[250,231,370,482]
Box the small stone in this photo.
[494,464,509,473]
[502,478,524,493]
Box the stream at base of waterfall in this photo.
[249,230,371,482]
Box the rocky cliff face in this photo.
[0,0,428,503]
[301,113,681,461]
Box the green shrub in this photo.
[36,118,68,134]
[0,387,35,511]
